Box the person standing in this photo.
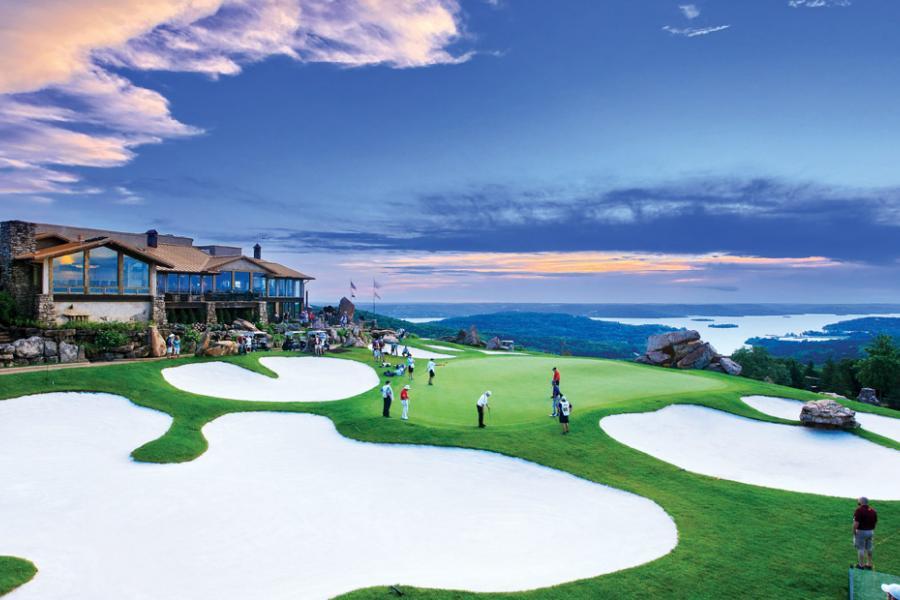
[558,395,572,434]
[173,335,181,358]
[427,359,436,385]
[550,367,561,416]
[381,380,394,418]
[407,356,415,381]
[166,333,175,359]
[476,391,491,428]
[400,385,411,420]
[853,497,878,570]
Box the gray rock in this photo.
[0,343,14,356]
[13,336,44,359]
[646,350,672,365]
[486,336,503,350]
[464,325,481,347]
[43,339,58,358]
[338,296,356,321]
[59,341,79,363]
[647,330,701,353]
[717,357,743,376]
[857,388,880,406]
[800,399,859,430]
[676,342,715,370]
[232,318,259,332]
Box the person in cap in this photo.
[400,385,411,420]
[166,333,175,359]
[853,496,878,570]
[381,380,394,418]
[476,391,491,428]
[558,394,572,434]
[882,583,900,600]
[406,355,415,381]
[427,359,437,385]
[550,367,561,416]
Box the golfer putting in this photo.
[476,391,491,428]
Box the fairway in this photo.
[404,354,727,427]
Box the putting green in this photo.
[399,355,727,427]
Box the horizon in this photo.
[4,1,900,304]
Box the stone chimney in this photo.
[253,243,262,259]
[0,220,37,317]
[146,229,159,248]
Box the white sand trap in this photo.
[162,356,379,402]
[742,395,900,443]
[425,344,464,352]
[477,350,526,355]
[600,404,900,499]
[369,344,455,359]
[1,393,677,600]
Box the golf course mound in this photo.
[600,404,900,499]
[0,393,677,599]
[161,356,379,402]
[742,395,900,443]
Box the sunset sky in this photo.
[2,0,900,303]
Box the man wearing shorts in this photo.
[853,496,877,570]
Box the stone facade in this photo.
[206,302,218,324]
[257,301,268,325]
[151,297,167,326]
[0,221,38,318]
[35,294,55,325]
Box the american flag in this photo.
[350,280,357,297]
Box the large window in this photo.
[233,271,250,291]
[178,273,190,293]
[52,252,84,293]
[253,273,266,295]
[216,271,232,292]
[291,279,302,298]
[88,246,118,294]
[190,274,202,294]
[268,277,276,296]
[123,255,149,294]
[202,275,214,293]
[157,274,167,295]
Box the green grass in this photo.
[0,557,36,596]
[0,348,898,599]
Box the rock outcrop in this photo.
[13,336,44,359]
[465,325,481,347]
[857,388,880,406]
[635,330,742,375]
[148,326,167,358]
[800,399,859,430]
[338,297,356,322]
[232,319,259,332]
[486,336,503,350]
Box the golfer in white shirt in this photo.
[476,391,491,428]
[381,381,393,418]
[427,359,436,385]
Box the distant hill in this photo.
[357,310,675,359]
[746,317,900,362]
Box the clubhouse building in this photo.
[0,220,313,326]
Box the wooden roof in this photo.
[15,237,175,268]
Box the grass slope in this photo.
[0,557,36,596]
[0,343,898,599]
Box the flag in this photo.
[374,290,382,300]
[350,280,357,297]
[373,279,381,289]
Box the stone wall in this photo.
[0,221,37,319]
[1,325,174,368]
[151,297,167,326]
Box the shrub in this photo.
[0,291,17,326]
[94,329,129,351]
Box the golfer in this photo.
[173,335,181,358]
[550,367,561,416]
[476,391,491,428]
[407,356,415,381]
[381,380,393,418]
[166,333,175,359]
[853,497,878,570]
[427,359,436,385]
[558,395,572,434]
[400,385,410,420]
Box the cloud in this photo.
[788,0,850,7]
[679,4,700,19]
[0,0,469,194]
[662,24,731,37]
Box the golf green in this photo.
[399,354,727,427]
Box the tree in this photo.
[857,334,900,407]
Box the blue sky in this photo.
[2,0,900,303]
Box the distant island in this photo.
[746,317,900,362]
[692,318,715,322]
[709,323,738,329]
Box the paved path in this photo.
[0,355,193,376]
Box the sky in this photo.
[2,0,900,304]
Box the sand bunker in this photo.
[600,404,900,499]
[369,344,455,359]
[477,350,526,355]
[742,395,900,443]
[1,393,676,600]
[425,344,463,352]
[162,357,379,402]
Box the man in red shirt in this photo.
[853,496,877,570]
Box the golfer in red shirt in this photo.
[853,496,877,570]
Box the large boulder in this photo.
[232,319,259,332]
[800,399,859,430]
[13,336,44,359]
[204,341,238,357]
[645,350,672,366]
[59,341,79,363]
[857,388,880,406]
[647,330,701,354]
[338,297,356,321]
[196,332,213,356]
[464,325,481,347]
[676,342,716,370]
[148,326,167,358]
[43,339,58,358]
[717,357,743,376]
[486,336,503,350]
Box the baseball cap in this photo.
[883,583,900,599]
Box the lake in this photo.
[590,314,900,354]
